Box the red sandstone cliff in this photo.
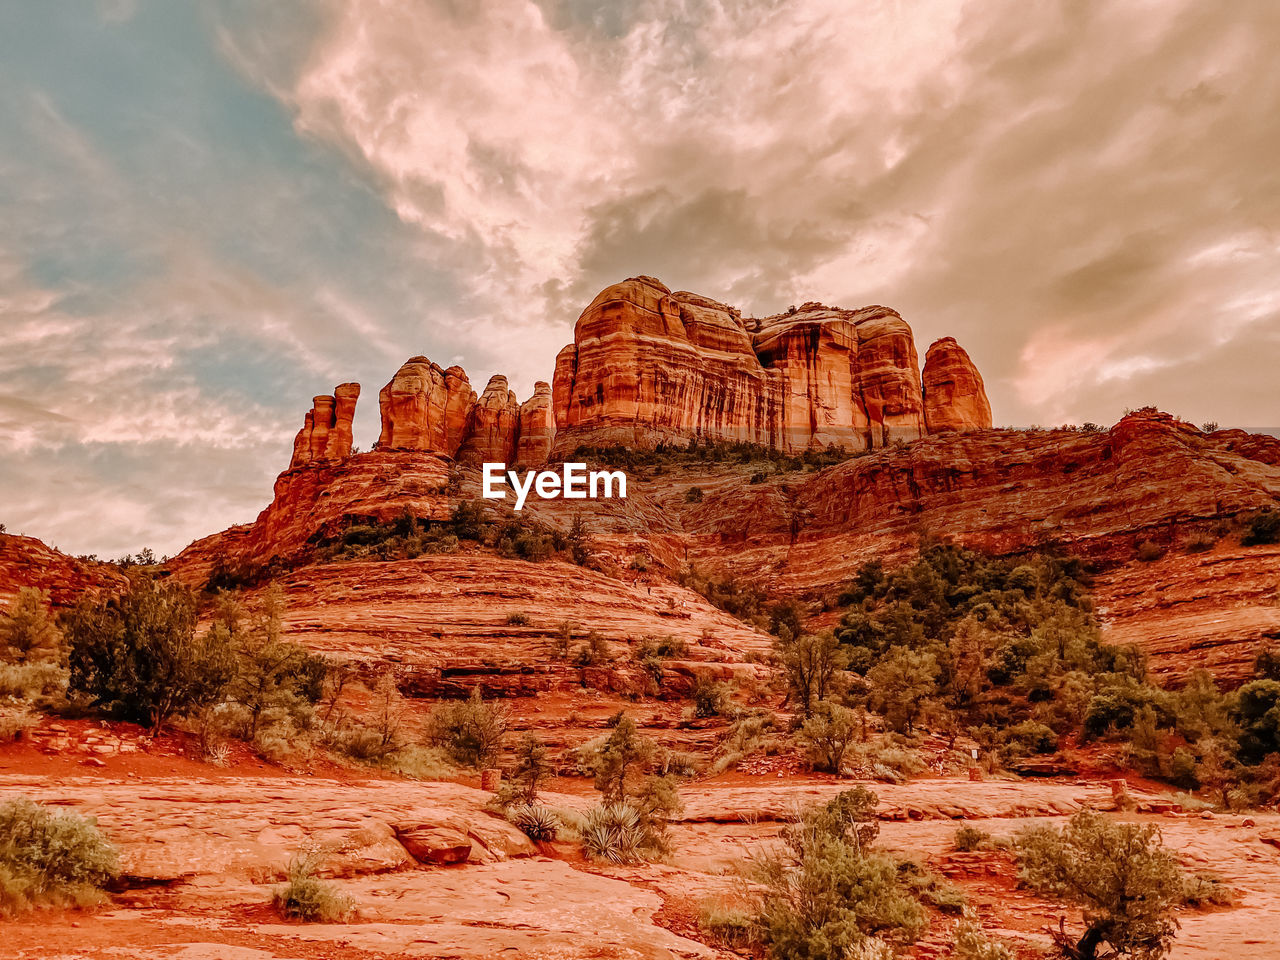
[550,277,986,454]
[923,338,991,434]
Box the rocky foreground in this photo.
[1,759,1277,960]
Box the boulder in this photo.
[394,822,473,865]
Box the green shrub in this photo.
[0,797,119,914]
[1181,871,1235,908]
[575,631,612,667]
[798,703,858,775]
[699,900,756,949]
[953,825,993,852]
[507,804,560,842]
[691,672,730,718]
[425,687,509,767]
[1016,809,1183,960]
[64,575,236,732]
[271,852,351,922]
[499,734,551,806]
[1243,510,1280,546]
[753,788,926,959]
[0,661,67,700]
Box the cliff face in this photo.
[551,277,985,455]
[287,277,988,474]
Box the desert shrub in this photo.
[753,788,926,959]
[0,588,62,664]
[954,825,993,852]
[898,860,966,914]
[0,797,119,914]
[580,714,680,855]
[0,661,67,700]
[1135,540,1164,562]
[64,575,236,732]
[1243,510,1280,546]
[576,631,612,667]
[712,708,786,773]
[798,703,858,775]
[1184,533,1217,554]
[998,720,1057,760]
[691,672,730,718]
[507,804,560,842]
[505,611,530,626]
[684,486,704,503]
[271,852,351,922]
[1181,871,1234,908]
[850,738,926,784]
[677,567,768,625]
[425,687,509,767]
[1016,809,1183,960]
[951,920,1015,960]
[699,900,756,949]
[580,803,648,863]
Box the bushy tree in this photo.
[425,686,509,767]
[1016,809,1183,960]
[220,585,327,740]
[0,588,62,663]
[798,703,858,775]
[64,576,235,733]
[776,632,847,719]
[866,648,939,734]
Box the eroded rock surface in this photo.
[922,337,992,433]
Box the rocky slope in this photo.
[0,533,126,607]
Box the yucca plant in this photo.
[580,803,644,864]
[507,804,561,842]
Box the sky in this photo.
[1,0,1278,559]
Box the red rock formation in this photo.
[290,383,360,468]
[516,381,555,465]
[377,358,476,453]
[550,278,941,454]
[456,375,518,464]
[922,338,992,433]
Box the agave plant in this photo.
[580,803,644,864]
[507,804,561,843]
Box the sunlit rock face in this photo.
[377,358,476,454]
[923,337,992,434]
[290,382,361,467]
[516,381,556,465]
[550,277,954,455]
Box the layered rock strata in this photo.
[550,276,988,454]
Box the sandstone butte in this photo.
[289,275,993,470]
